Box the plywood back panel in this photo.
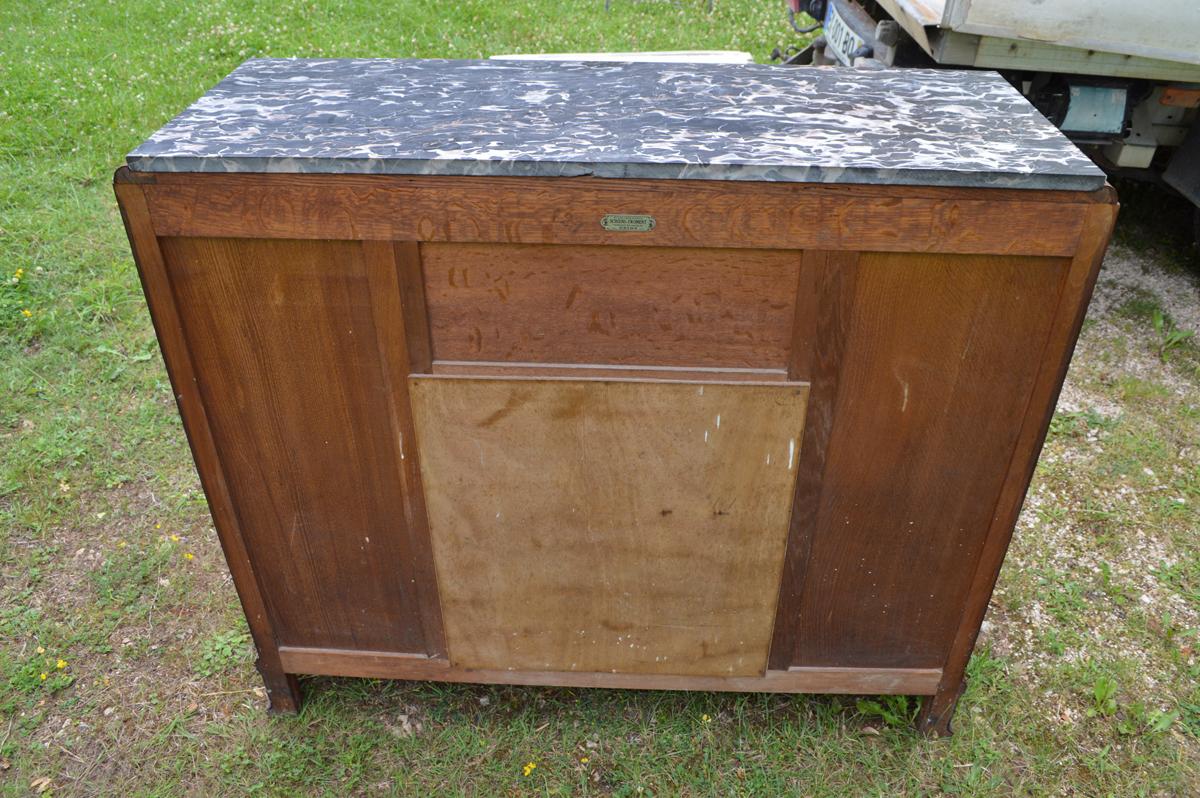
[409,376,809,676]
[421,243,802,369]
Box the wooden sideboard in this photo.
[116,59,1116,734]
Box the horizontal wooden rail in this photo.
[130,170,1098,257]
[278,646,942,695]
[427,361,793,383]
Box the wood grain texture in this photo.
[362,240,446,657]
[769,250,860,669]
[137,172,1096,256]
[114,181,300,713]
[394,241,434,374]
[160,236,432,654]
[277,646,942,694]
[409,375,809,676]
[918,202,1119,733]
[788,251,1070,669]
[422,243,801,369]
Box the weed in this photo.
[1182,696,1200,737]
[0,649,75,701]
[855,695,915,728]
[1088,676,1119,718]
[1145,707,1179,734]
[195,629,252,678]
[1048,408,1118,439]
[1152,309,1196,362]
[1114,286,1166,323]
[1098,561,1137,607]
[1153,561,1200,606]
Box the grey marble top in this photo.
[126,58,1105,190]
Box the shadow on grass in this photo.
[1111,178,1200,277]
[236,675,943,791]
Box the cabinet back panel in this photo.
[421,243,802,369]
[160,236,429,653]
[789,251,1070,668]
[410,375,808,676]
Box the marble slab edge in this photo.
[124,155,1107,192]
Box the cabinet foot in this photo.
[916,679,965,737]
[256,659,303,715]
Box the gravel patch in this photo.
[1091,243,1200,333]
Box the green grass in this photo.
[2,1,1199,795]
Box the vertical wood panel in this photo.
[395,241,434,374]
[918,203,1118,733]
[114,181,300,711]
[769,250,860,669]
[790,252,1070,668]
[161,236,431,654]
[363,240,446,657]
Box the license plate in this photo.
[824,3,865,66]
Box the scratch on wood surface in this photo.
[894,368,910,413]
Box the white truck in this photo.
[779,0,1200,236]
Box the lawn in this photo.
[2,0,1199,795]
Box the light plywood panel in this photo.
[409,376,809,677]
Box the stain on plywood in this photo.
[409,375,809,676]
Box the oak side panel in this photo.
[159,236,430,653]
[409,375,808,676]
[114,181,300,712]
[790,251,1070,669]
[137,172,1094,257]
[918,202,1118,732]
[421,243,801,369]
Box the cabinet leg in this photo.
[916,678,965,737]
[255,658,303,715]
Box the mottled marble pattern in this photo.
[127,58,1104,190]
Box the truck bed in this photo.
[877,0,1200,81]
